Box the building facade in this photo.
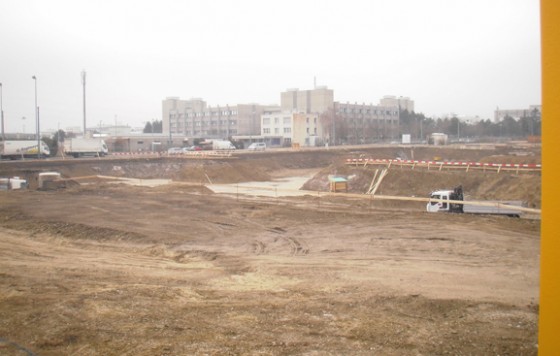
[379,95,415,112]
[332,102,400,143]
[162,97,278,139]
[163,88,409,146]
[280,87,334,114]
[261,111,323,147]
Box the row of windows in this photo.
[171,111,238,119]
[172,129,238,135]
[343,118,397,125]
[263,127,318,135]
[172,120,237,127]
[337,109,398,115]
[263,117,318,125]
[264,128,292,134]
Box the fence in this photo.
[346,158,541,174]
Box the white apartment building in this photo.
[261,111,323,147]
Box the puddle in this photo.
[98,176,173,187]
[95,174,314,195]
[208,175,314,197]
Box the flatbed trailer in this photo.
[427,185,524,217]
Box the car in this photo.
[182,145,202,152]
[247,142,266,151]
[167,147,183,154]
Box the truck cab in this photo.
[427,187,464,213]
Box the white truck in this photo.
[0,140,50,159]
[212,140,236,150]
[64,138,109,158]
[426,186,523,217]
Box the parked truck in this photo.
[64,138,109,158]
[0,140,50,159]
[212,140,236,150]
[426,185,523,217]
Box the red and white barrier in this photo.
[345,158,541,169]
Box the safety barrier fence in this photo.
[346,158,541,173]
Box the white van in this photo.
[247,142,266,151]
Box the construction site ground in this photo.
[0,144,541,355]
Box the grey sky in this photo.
[0,0,541,132]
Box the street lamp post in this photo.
[32,76,40,158]
[0,82,4,140]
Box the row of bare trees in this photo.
[320,108,541,145]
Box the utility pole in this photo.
[32,75,40,158]
[81,70,86,136]
[0,82,4,140]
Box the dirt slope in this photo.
[0,145,541,355]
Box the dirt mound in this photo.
[0,207,147,242]
[479,154,541,164]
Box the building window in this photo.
[263,128,270,134]
[263,118,270,125]
[274,117,279,124]
[284,127,291,133]
[274,128,279,134]
[137,141,144,144]
[283,117,291,125]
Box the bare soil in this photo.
[0,145,541,355]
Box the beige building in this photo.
[162,97,278,139]
[281,87,334,114]
[261,111,323,147]
[379,95,415,112]
[163,88,411,145]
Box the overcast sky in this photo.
[0,0,541,133]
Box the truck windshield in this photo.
[430,194,441,205]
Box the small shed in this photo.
[38,172,62,190]
[328,176,348,193]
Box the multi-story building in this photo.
[494,105,541,121]
[162,97,279,139]
[261,111,322,147]
[163,88,409,146]
[333,102,400,143]
[379,95,415,112]
[278,87,401,144]
[280,86,334,114]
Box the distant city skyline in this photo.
[0,0,541,133]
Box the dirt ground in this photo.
[0,145,541,355]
